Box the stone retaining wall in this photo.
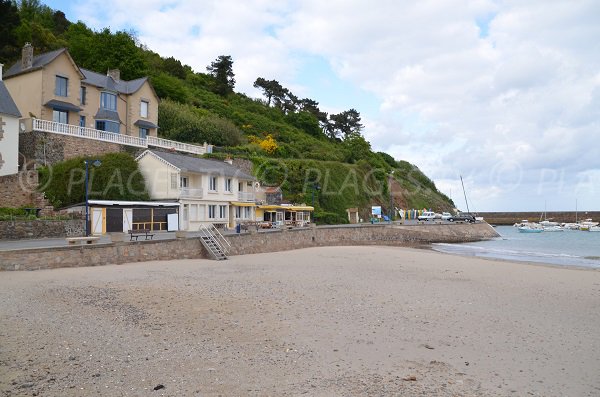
[0,223,498,271]
[0,219,85,240]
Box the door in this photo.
[123,208,133,232]
[167,213,179,231]
[91,208,104,235]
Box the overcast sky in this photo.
[46,0,600,212]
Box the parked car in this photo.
[417,211,437,221]
[447,212,476,223]
[441,212,452,220]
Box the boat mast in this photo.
[460,175,470,213]
[576,199,578,223]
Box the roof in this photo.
[94,108,121,122]
[140,150,255,180]
[89,200,180,207]
[3,48,67,79]
[134,119,159,129]
[80,68,147,94]
[0,81,21,117]
[44,99,82,113]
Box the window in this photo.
[180,176,188,188]
[208,205,216,219]
[245,207,251,219]
[209,176,217,191]
[238,182,243,192]
[96,120,119,133]
[100,92,117,110]
[140,100,149,118]
[171,174,178,189]
[139,127,148,139]
[219,205,227,219]
[235,207,241,218]
[55,76,68,97]
[52,109,68,124]
[225,178,232,192]
[79,116,86,127]
[80,86,86,105]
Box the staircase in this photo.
[198,224,231,260]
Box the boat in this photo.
[579,219,599,231]
[518,224,544,233]
[543,225,564,232]
[589,226,600,232]
[514,220,531,227]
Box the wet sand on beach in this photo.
[1,246,599,396]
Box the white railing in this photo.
[180,187,204,198]
[33,119,147,148]
[238,191,255,202]
[147,136,210,155]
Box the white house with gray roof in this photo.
[0,64,22,176]
[136,150,257,231]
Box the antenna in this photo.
[460,175,470,213]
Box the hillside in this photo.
[0,0,455,222]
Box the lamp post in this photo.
[84,159,102,236]
[311,182,320,223]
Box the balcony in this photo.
[180,187,204,199]
[26,118,213,155]
[238,191,255,202]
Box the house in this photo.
[136,150,257,231]
[0,63,21,176]
[3,43,159,139]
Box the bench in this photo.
[128,229,154,241]
[66,236,100,245]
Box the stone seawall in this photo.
[0,222,499,271]
[480,211,600,225]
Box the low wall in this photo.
[0,219,85,240]
[479,211,600,225]
[0,222,499,271]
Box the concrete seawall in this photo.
[0,222,499,271]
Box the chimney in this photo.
[107,69,120,81]
[22,43,33,70]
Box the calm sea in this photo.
[433,226,600,269]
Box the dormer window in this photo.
[55,76,68,97]
[100,92,117,110]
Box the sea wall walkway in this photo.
[0,222,499,271]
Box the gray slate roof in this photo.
[2,48,148,95]
[94,108,121,122]
[81,68,147,94]
[148,150,254,180]
[44,99,82,112]
[0,81,21,117]
[134,119,159,129]
[3,48,66,79]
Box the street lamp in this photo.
[84,159,102,236]
[311,182,320,223]
[388,172,394,223]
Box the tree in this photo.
[253,77,286,107]
[0,0,21,61]
[329,109,364,140]
[207,55,235,96]
[161,56,187,79]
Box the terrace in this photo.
[21,118,213,155]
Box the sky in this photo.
[45,0,600,212]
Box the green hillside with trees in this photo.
[1,0,454,222]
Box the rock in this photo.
[153,384,165,390]
[402,375,417,381]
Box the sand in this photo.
[1,246,599,396]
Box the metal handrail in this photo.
[198,224,230,254]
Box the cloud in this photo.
[66,0,600,210]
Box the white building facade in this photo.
[0,64,21,176]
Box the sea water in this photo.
[433,226,600,269]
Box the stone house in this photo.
[3,43,159,139]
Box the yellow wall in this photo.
[137,153,180,199]
[127,82,159,137]
[3,70,43,119]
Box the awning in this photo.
[134,119,159,129]
[257,204,314,211]
[94,108,121,122]
[230,202,257,207]
[44,99,82,112]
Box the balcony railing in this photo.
[180,187,204,198]
[29,118,213,155]
[238,191,255,202]
[147,136,211,155]
[32,118,147,147]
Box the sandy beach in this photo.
[1,246,599,396]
